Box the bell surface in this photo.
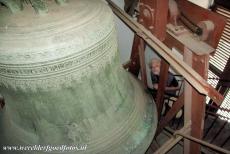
[0,0,157,153]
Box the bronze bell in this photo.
[0,0,157,153]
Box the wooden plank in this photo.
[184,49,208,154]
[128,0,168,76]
[106,0,224,104]
[139,38,148,88]
[154,134,183,154]
[153,0,169,41]
[156,60,169,118]
[128,36,142,76]
[167,24,215,55]
[176,131,230,154]
[154,123,191,154]
[163,32,184,53]
[157,93,184,135]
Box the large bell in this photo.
[0,0,157,153]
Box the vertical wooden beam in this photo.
[129,36,142,76]
[154,0,169,41]
[139,38,148,88]
[129,0,169,117]
[128,0,168,76]
[183,47,209,154]
[156,61,169,118]
[157,93,184,135]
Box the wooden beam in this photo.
[106,0,224,105]
[154,123,191,154]
[128,36,142,76]
[184,48,208,154]
[128,0,168,76]
[157,93,184,135]
[153,0,169,41]
[175,131,230,154]
[156,61,169,117]
[139,38,148,88]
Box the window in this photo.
[208,6,230,120]
[217,90,230,122]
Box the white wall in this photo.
[188,0,214,9]
[111,0,134,63]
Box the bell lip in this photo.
[127,73,158,154]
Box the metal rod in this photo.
[106,0,223,105]
[179,12,203,35]
[175,132,230,154]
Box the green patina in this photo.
[0,0,67,14]
[0,0,157,153]
[0,0,22,13]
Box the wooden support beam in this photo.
[154,133,183,154]
[183,48,208,154]
[138,38,148,88]
[175,131,230,154]
[128,0,168,76]
[128,36,142,76]
[154,123,191,154]
[156,61,169,117]
[157,93,184,135]
[106,0,224,105]
[153,0,169,41]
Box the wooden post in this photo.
[127,0,169,116]
[128,0,168,77]
[157,93,184,135]
[183,47,209,154]
[156,61,169,117]
[139,38,148,88]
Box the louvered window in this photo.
[209,7,230,73]
[217,90,230,122]
[206,70,220,103]
[208,70,220,88]
[208,6,230,120]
